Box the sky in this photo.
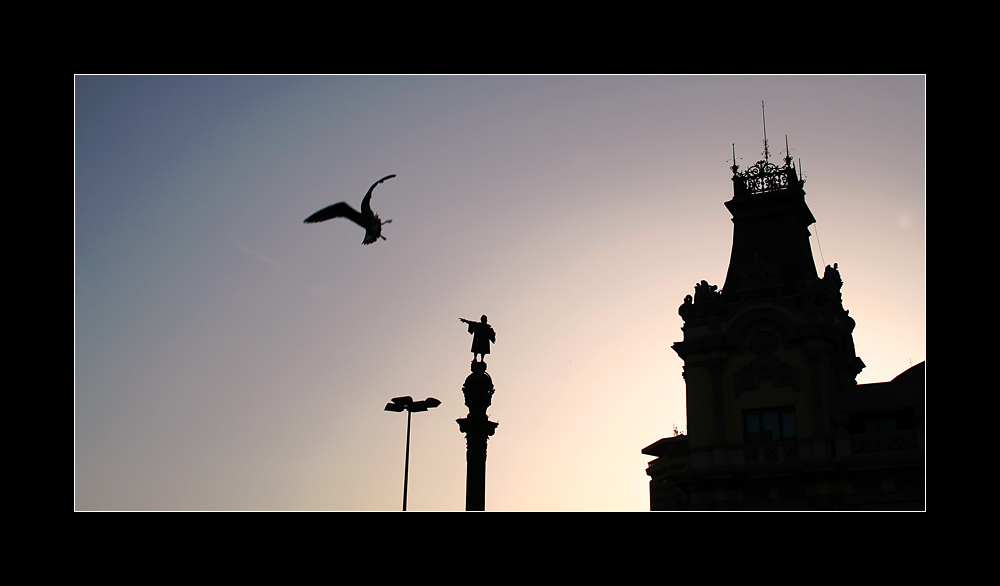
[75,75,925,511]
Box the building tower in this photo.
[642,131,924,510]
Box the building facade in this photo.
[642,144,924,510]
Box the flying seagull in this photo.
[304,174,396,245]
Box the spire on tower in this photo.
[731,108,802,197]
[761,100,770,163]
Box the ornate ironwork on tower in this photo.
[732,134,802,198]
[733,157,801,197]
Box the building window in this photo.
[848,409,916,434]
[744,407,797,443]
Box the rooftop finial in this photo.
[761,100,770,163]
[732,104,801,196]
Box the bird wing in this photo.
[304,202,365,227]
[361,174,396,214]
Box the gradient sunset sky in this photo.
[75,75,925,510]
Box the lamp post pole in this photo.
[384,396,441,512]
[403,409,411,511]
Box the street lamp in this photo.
[384,396,441,511]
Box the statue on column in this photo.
[460,315,496,362]
[456,314,498,510]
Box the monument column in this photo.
[457,316,498,511]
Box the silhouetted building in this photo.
[643,142,925,510]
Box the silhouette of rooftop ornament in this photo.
[731,103,803,198]
[304,174,396,245]
[679,280,725,321]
